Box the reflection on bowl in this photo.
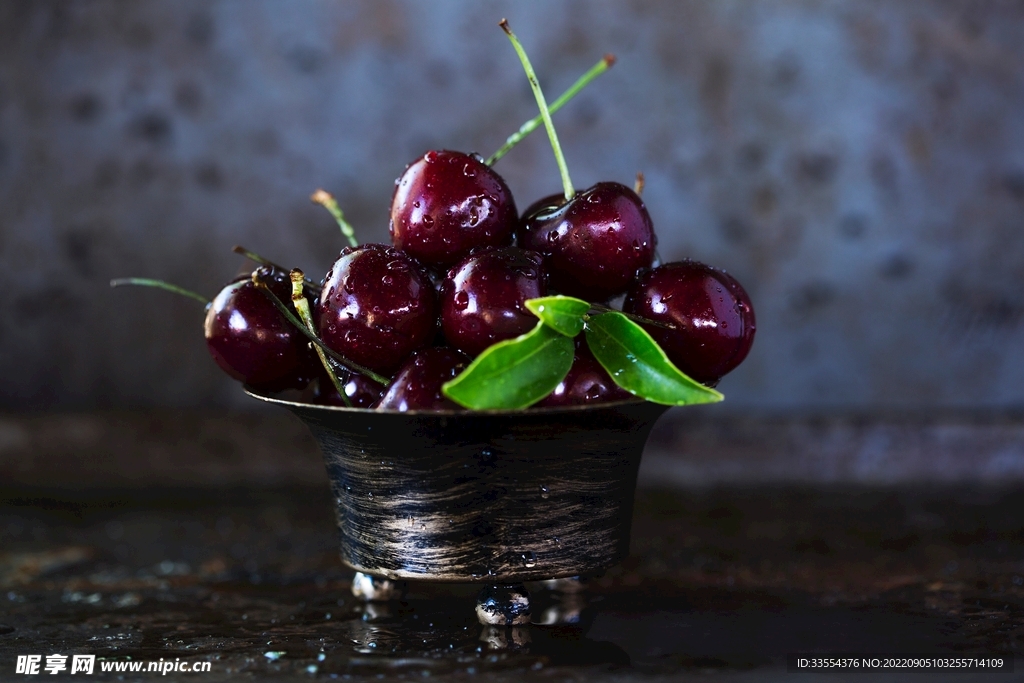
[246,388,669,583]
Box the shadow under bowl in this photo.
[246,389,669,583]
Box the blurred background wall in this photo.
[1,0,1022,413]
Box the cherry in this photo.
[498,22,655,301]
[390,150,518,268]
[439,246,547,357]
[204,267,319,391]
[375,347,471,411]
[537,341,631,407]
[317,244,437,374]
[623,260,756,385]
[315,369,385,408]
[518,182,656,300]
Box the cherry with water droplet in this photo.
[439,246,547,357]
[537,341,631,407]
[204,267,320,391]
[390,150,518,268]
[623,260,755,384]
[317,244,437,374]
[375,347,471,411]
[518,182,656,301]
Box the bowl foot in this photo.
[351,571,406,602]
[476,583,531,626]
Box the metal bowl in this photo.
[246,389,669,584]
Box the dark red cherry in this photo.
[390,150,518,268]
[518,182,656,301]
[537,342,632,407]
[375,347,471,411]
[623,260,755,385]
[204,267,319,391]
[439,246,547,357]
[315,369,385,408]
[317,244,437,374]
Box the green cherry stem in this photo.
[311,189,359,248]
[232,245,284,270]
[486,54,615,166]
[500,19,575,202]
[290,269,351,407]
[109,278,210,305]
[251,271,390,386]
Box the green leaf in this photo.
[585,312,724,406]
[525,295,590,337]
[442,321,575,410]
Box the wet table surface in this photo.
[2,485,1023,681]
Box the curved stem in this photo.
[109,278,209,305]
[311,189,359,248]
[251,272,390,386]
[486,54,615,166]
[232,245,285,271]
[290,270,351,407]
[500,19,575,201]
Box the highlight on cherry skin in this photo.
[623,260,756,386]
[390,150,518,269]
[316,243,438,375]
[203,267,320,392]
[439,246,548,357]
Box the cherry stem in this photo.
[500,19,575,202]
[290,269,351,407]
[233,245,316,287]
[589,303,676,331]
[634,171,645,196]
[109,278,209,305]
[311,190,359,248]
[486,54,615,166]
[251,271,391,386]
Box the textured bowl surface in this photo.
[246,389,669,582]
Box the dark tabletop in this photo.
[2,483,1022,682]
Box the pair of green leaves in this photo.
[441,295,723,410]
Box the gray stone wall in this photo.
[1,0,1023,411]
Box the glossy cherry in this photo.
[390,150,518,268]
[518,182,656,301]
[439,246,547,357]
[204,267,319,391]
[623,260,755,385]
[317,244,437,375]
[315,369,385,408]
[375,347,471,411]
[537,342,632,407]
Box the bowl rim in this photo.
[243,385,655,417]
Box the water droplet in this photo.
[422,215,434,228]
[586,193,602,204]
[522,551,537,568]
[463,163,476,177]
[382,275,394,287]
[454,291,470,309]
[412,200,420,208]
[539,485,549,499]
[367,492,374,500]
[424,151,438,163]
